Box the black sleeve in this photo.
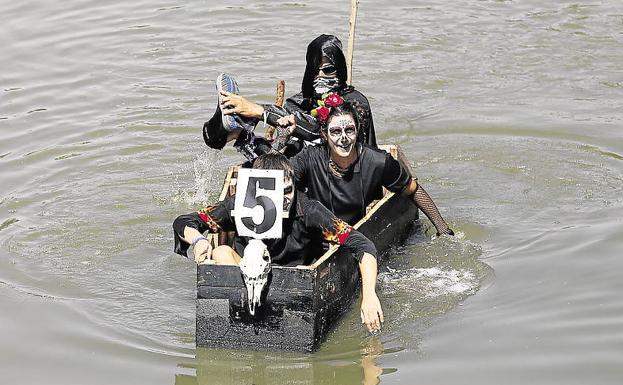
[172,212,209,257]
[202,112,228,150]
[303,199,377,262]
[290,114,321,142]
[382,153,413,193]
[343,229,377,262]
[290,148,308,188]
[263,93,322,143]
[171,198,235,257]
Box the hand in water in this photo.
[361,291,384,333]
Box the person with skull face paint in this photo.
[291,96,454,236]
[203,34,376,159]
[172,153,385,332]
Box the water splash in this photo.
[170,149,226,207]
[381,266,477,300]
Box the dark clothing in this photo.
[172,192,377,266]
[301,34,348,100]
[264,86,377,148]
[203,34,377,157]
[291,144,413,224]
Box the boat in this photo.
[196,144,419,352]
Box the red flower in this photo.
[316,106,330,122]
[324,93,344,107]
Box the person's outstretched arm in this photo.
[172,198,235,263]
[359,252,384,333]
[305,198,383,332]
[381,153,454,237]
[402,179,454,236]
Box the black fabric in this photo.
[172,192,375,266]
[262,33,377,150]
[202,107,228,150]
[232,129,272,161]
[264,87,377,148]
[342,229,377,262]
[301,34,347,100]
[203,34,376,157]
[291,144,412,224]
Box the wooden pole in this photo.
[264,80,286,141]
[346,0,359,85]
[275,80,286,107]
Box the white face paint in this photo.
[283,177,294,212]
[239,239,271,316]
[326,114,357,159]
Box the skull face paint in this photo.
[313,76,340,95]
[313,57,341,95]
[239,239,271,316]
[283,178,294,212]
[326,113,357,159]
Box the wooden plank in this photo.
[198,264,315,290]
[275,80,285,108]
[264,80,286,141]
[312,247,360,340]
[197,285,314,312]
[218,166,235,202]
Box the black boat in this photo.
[196,145,418,352]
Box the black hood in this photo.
[301,34,348,100]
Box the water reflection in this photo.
[176,336,391,385]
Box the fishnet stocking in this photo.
[413,185,453,235]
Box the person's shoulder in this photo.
[296,143,326,158]
[358,144,395,170]
[342,86,370,103]
[360,143,391,159]
[286,92,305,106]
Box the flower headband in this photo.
[311,92,344,123]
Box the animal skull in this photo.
[239,239,271,315]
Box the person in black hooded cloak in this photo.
[204,34,377,160]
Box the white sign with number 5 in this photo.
[233,168,284,239]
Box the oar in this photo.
[346,0,360,85]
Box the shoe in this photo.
[216,73,256,132]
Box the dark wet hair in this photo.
[301,34,348,99]
[320,100,360,133]
[252,153,294,182]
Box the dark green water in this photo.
[1,1,622,384]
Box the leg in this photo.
[211,245,242,266]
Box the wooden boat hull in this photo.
[196,145,418,352]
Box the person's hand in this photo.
[361,291,384,333]
[193,239,213,264]
[276,114,296,133]
[271,114,295,152]
[220,91,264,118]
[435,228,455,237]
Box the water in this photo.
[1,0,622,384]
